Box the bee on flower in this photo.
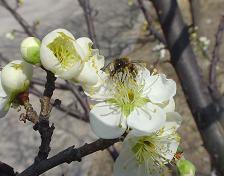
[88,58,177,139]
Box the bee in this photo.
[104,57,159,83]
[105,57,144,80]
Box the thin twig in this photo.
[137,0,166,45]
[66,82,90,115]
[0,0,38,37]
[30,87,88,121]
[78,0,99,48]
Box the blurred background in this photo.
[0,0,223,175]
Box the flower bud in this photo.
[176,159,196,176]
[20,37,41,65]
[1,60,33,96]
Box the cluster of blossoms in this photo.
[0,28,104,118]
[0,28,194,175]
[88,61,183,175]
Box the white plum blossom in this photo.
[113,112,182,176]
[89,66,176,139]
[0,60,33,118]
[40,29,105,89]
[40,29,85,80]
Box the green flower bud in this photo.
[20,37,41,65]
[177,159,196,176]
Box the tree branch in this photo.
[19,136,124,176]
[0,161,16,176]
[188,0,201,28]
[33,70,56,162]
[150,0,224,175]
[32,78,69,90]
[209,15,224,100]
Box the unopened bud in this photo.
[177,159,196,176]
[20,37,41,65]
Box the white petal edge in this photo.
[164,111,182,131]
[74,60,99,86]
[76,37,93,60]
[143,74,176,103]
[113,142,146,176]
[156,97,175,113]
[89,102,127,139]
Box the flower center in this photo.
[107,78,149,117]
[132,137,157,164]
[11,63,22,70]
[47,32,82,69]
[128,90,134,102]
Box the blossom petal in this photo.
[127,102,166,135]
[165,111,182,131]
[89,102,127,139]
[136,67,151,83]
[92,49,105,69]
[113,143,146,176]
[82,71,109,98]
[76,37,93,59]
[158,135,179,161]
[143,74,176,103]
[55,61,84,80]
[156,97,175,112]
[157,112,182,160]
[85,72,114,100]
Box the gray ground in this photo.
[0,0,223,176]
